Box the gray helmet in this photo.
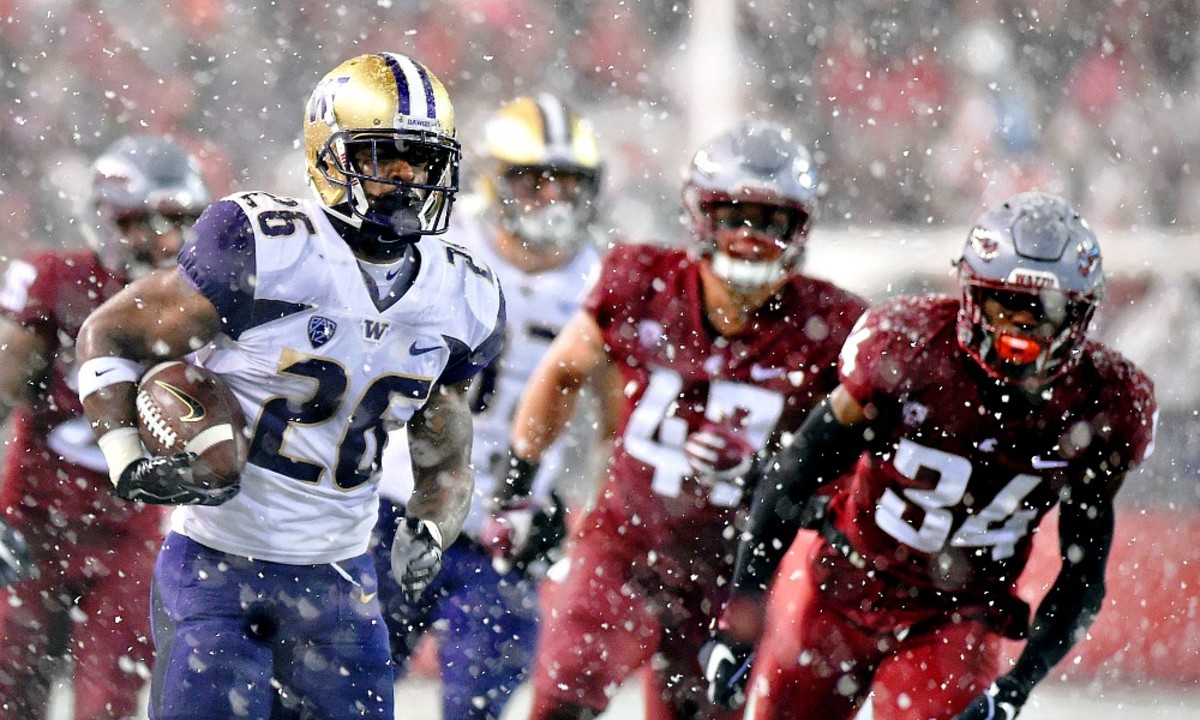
[83,135,210,276]
[682,120,819,291]
[957,191,1104,388]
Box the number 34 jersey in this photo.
[832,294,1157,599]
[174,192,504,564]
[587,243,868,533]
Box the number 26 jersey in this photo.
[174,192,504,564]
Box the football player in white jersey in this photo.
[371,93,610,720]
[74,52,505,720]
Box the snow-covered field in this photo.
[399,676,1200,720]
[46,673,1200,719]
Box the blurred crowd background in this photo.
[3,0,1199,241]
[1,0,1198,504]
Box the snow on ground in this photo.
[46,672,1200,718]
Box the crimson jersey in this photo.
[0,251,161,532]
[831,294,1156,601]
[585,243,868,531]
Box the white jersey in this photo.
[378,202,599,537]
[172,191,504,564]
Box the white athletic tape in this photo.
[184,424,235,456]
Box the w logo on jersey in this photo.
[361,319,391,343]
[308,316,337,348]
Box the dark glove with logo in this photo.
[391,517,444,600]
[0,518,38,586]
[954,675,1031,720]
[115,453,239,506]
[700,634,755,710]
[482,492,567,577]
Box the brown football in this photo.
[136,360,249,488]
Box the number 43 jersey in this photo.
[832,294,1156,599]
[174,192,504,564]
[587,243,868,533]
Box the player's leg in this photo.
[644,634,744,720]
[71,527,159,720]
[528,509,660,720]
[869,618,1001,720]
[743,532,876,720]
[147,533,275,720]
[0,515,60,717]
[436,540,539,720]
[273,549,394,720]
[642,529,745,720]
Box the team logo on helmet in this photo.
[1077,239,1101,277]
[968,227,1001,261]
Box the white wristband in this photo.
[77,357,145,401]
[97,427,147,487]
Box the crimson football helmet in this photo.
[957,191,1104,389]
[478,94,603,252]
[683,121,819,292]
[83,135,210,278]
[304,52,460,240]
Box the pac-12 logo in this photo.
[308,316,338,348]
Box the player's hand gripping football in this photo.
[481,492,567,577]
[391,517,443,600]
[115,453,239,506]
[954,676,1030,720]
[685,408,755,484]
[0,518,38,586]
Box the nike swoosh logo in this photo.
[96,367,115,376]
[385,268,401,281]
[1031,456,1069,469]
[359,589,378,603]
[409,342,440,356]
[154,381,207,422]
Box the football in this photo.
[135,360,249,489]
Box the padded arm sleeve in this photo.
[732,398,867,594]
[1005,484,1115,695]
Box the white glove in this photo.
[390,517,443,600]
[685,410,755,483]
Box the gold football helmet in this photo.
[478,94,602,251]
[304,52,460,239]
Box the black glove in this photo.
[954,675,1031,720]
[700,635,754,710]
[0,518,38,586]
[482,492,567,578]
[391,517,443,600]
[114,453,240,506]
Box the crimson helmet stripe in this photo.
[535,93,571,156]
[380,53,437,119]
